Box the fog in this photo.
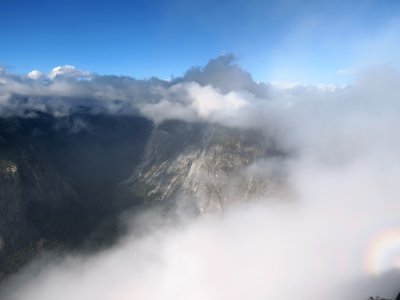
[1,57,400,299]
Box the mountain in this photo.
[125,120,284,214]
[0,112,152,277]
[0,112,282,278]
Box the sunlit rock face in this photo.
[0,160,17,176]
[126,120,284,214]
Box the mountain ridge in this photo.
[0,112,282,278]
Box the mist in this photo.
[1,57,400,299]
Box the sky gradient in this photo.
[1,0,400,84]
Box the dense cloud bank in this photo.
[2,56,400,299]
[0,55,267,119]
[2,56,400,139]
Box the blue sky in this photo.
[1,0,399,84]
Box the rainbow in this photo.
[364,228,400,276]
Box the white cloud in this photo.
[188,83,249,118]
[139,82,250,124]
[48,65,92,80]
[27,70,43,80]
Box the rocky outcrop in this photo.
[125,120,284,214]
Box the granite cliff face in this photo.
[125,120,284,215]
[0,113,283,276]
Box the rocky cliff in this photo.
[125,120,284,215]
[0,113,283,277]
